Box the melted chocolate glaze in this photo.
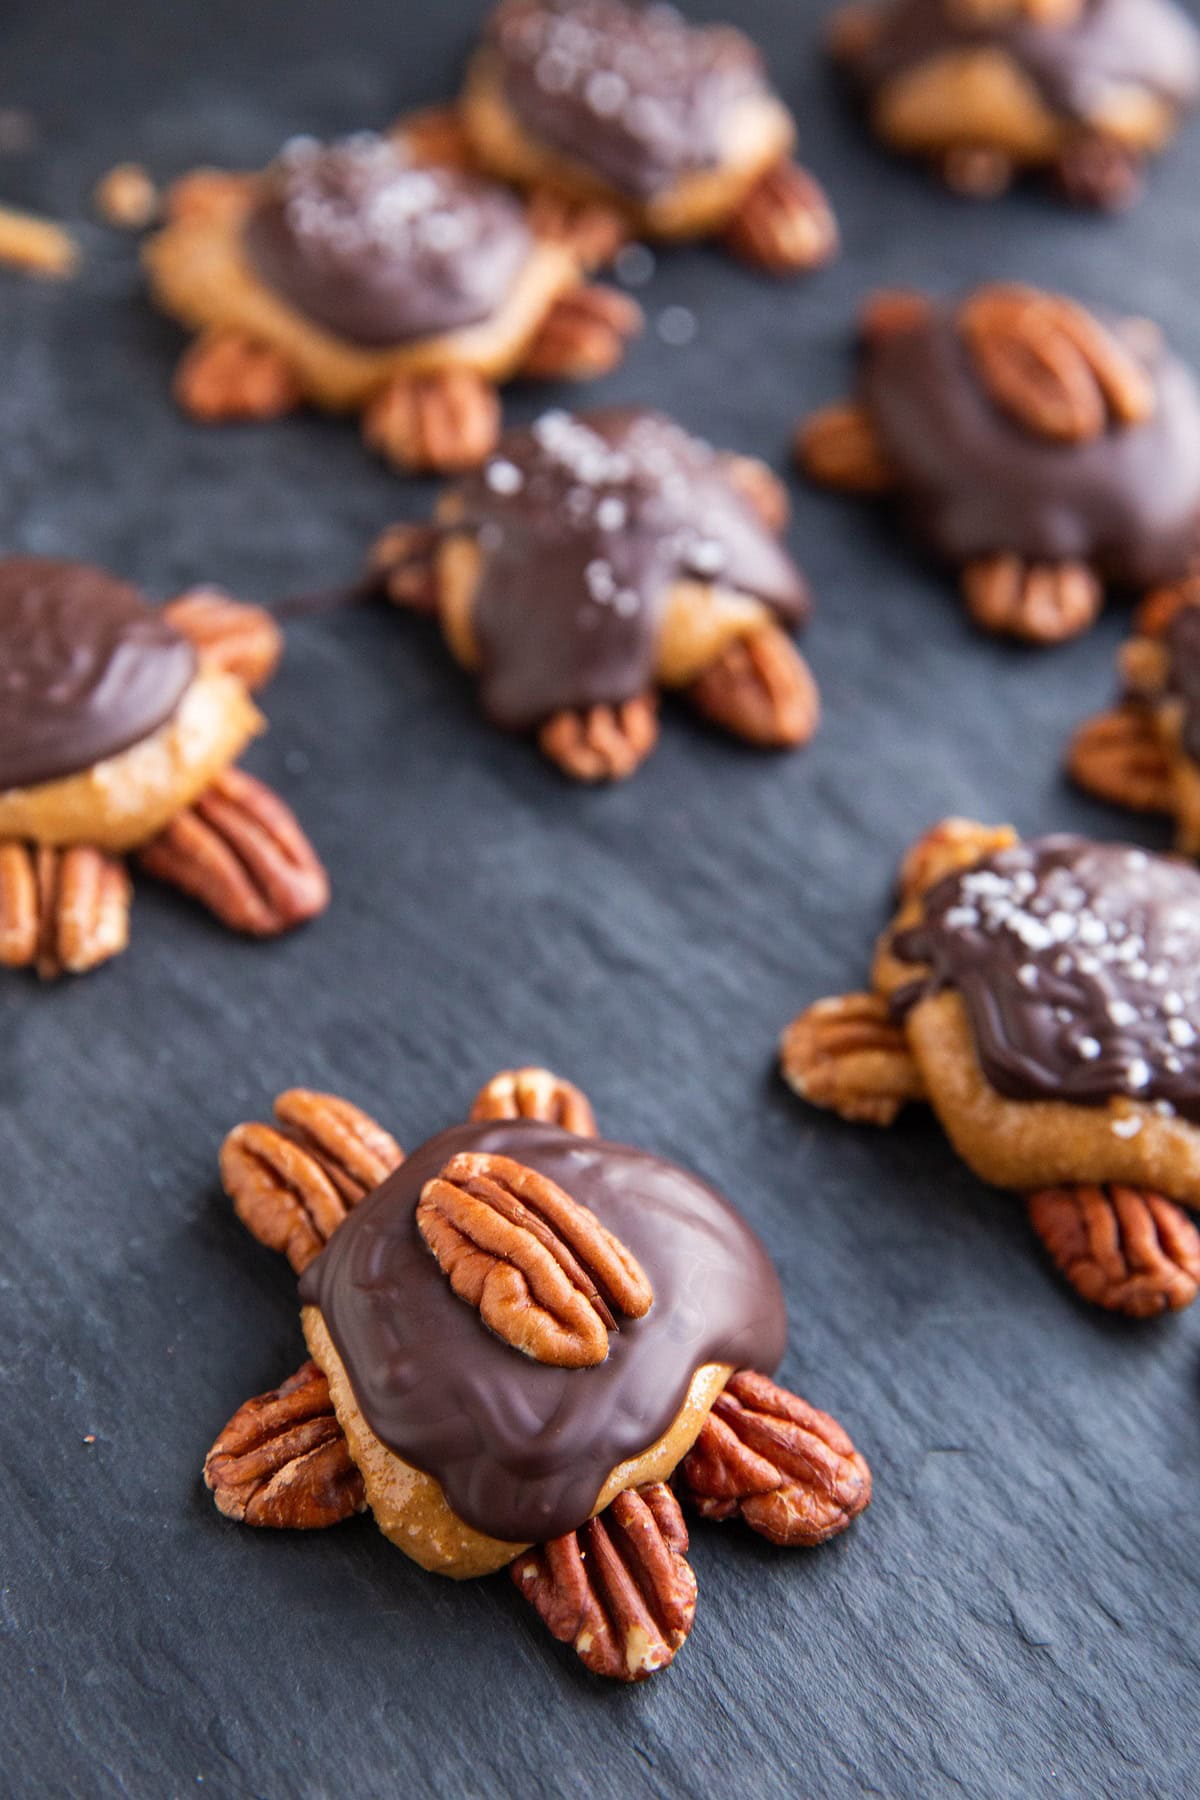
[862,299,1200,583]
[452,407,809,729]
[1165,605,1200,763]
[894,835,1200,1120]
[299,1118,787,1545]
[0,558,197,792]
[485,0,773,199]
[244,133,532,346]
[856,0,1200,123]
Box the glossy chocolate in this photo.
[485,0,773,199]
[300,1118,787,1544]
[862,299,1200,584]
[855,0,1200,122]
[894,835,1200,1121]
[244,133,532,346]
[453,407,809,729]
[0,557,197,792]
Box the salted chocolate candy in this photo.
[0,556,326,980]
[831,0,1200,207]
[797,285,1200,646]
[458,0,839,271]
[782,820,1200,1320]
[371,405,820,781]
[206,1071,872,1683]
[145,127,643,474]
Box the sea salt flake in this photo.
[1111,1115,1144,1138]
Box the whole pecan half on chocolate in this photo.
[519,285,643,382]
[781,993,925,1126]
[539,695,659,783]
[221,1089,403,1273]
[0,842,131,980]
[163,589,283,691]
[678,1371,871,1547]
[205,1360,366,1528]
[511,1483,696,1682]
[418,1152,653,1367]
[138,767,328,936]
[470,1068,597,1137]
[1067,705,1173,814]
[1028,1184,1200,1317]
[723,161,839,275]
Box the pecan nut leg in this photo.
[221,1089,402,1272]
[204,1361,366,1528]
[1028,1185,1200,1317]
[511,1483,696,1682]
[1067,705,1174,814]
[138,767,329,937]
[795,401,898,494]
[363,369,501,473]
[162,589,283,691]
[686,624,820,748]
[539,694,659,782]
[781,994,925,1126]
[1,842,132,980]
[722,159,839,275]
[399,104,477,171]
[174,331,303,422]
[678,1370,871,1546]
[518,284,643,382]
[897,818,1018,903]
[721,454,791,534]
[527,187,627,270]
[962,555,1103,644]
[367,522,443,615]
[470,1068,597,1137]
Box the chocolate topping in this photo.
[453,407,809,729]
[856,0,1200,122]
[894,835,1200,1121]
[0,557,197,793]
[486,0,773,199]
[1164,605,1200,764]
[862,299,1200,584]
[299,1118,786,1544]
[243,133,532,346]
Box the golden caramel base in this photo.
[0,669,262,853]
[304,1303,732,1579]
[144,179,582,411]
[461,52,796,239]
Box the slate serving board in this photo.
[3,2,1199,1794]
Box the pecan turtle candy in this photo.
[143,124,642,475]
[782,819,1200,1319]
[447,0,839,275]
[205,1067,871,1683]
[0,558,327,979]
[798,284,1200,646]
[369,405,818,781]
[829,0,1200,208]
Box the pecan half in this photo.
[362,369,500,473]
[470,1068,598,1138]
[399,104,476,171]
[897,817,1018,903]
[949,0,1083,19]
[687,626,820,748]
[796,402,897,495]
[723,160,839,275]
[1054,133,1143,213]
[511,1483,696,1682]
[204,1361,366,1528]
[1135,574,1200,639]
[959,286,1155,443]
[1028,1185,1200,1317]
[519,285,643,382]
[780,993,924,1126]
[527,188,627,270]
[678,1370,871,1546]
[162,589,283,691]
[0,843,131,980]
[367,521,443,615]
[539,695,659,783]
[962,555,1103,644]
[1067,705,1173,814]
[174,331,303,422]
[721,455,790,534]
[221,1089,402,1272]
[138,767,328,937]
[826,3,882,65]
[417,1151,652,1367]
[860,288,934,346]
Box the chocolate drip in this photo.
[0,558,197,792]
[856,0,1200,122]
[894,835,1200,1120]
[453,408,809,729]
[862,300,1200,584]
[244,133,532,346]
[486,0,772,199]
[300,1119,787,1544]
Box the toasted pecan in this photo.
[204,1360,366,1528]
[470,1068,597,1137]
[399,104,477,171]
[174,331,303,422]
[796,401,897,495]
[723,159,839,275]
[1135,574,1200,639]
[526,188,627,269]
[163,589,283,691]
[519,284,642,381]
[721,454,791,534]
[0,843,131,980]
[859,288,934,345]
[897,818,1019,902]
[962,555,1103,644]
[1067,706,1173,814]
[1028,1185,1200,1317]
[511,1483,696,1682]
[687,625,819,749]
[781,993,924,1126]
[539,695,659,783]
[363,369,501,473]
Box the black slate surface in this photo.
[3,2,1199,1795]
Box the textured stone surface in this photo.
[2,1,1199,1794]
